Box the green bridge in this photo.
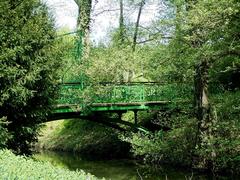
[48,82,192,131]
[46,32,192,131]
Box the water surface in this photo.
[33,151,229,180]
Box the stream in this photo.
[32,151,232,180]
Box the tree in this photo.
[74,0,92,59]
[121,0,240,173]
[119,0,125,44]
[185,0,240,169]
[0,0,61,154]
[132,0,145,52]
[111,0,127,47]
[168,0,240,169]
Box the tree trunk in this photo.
[74,0,92,60]
[132,0,145,52]
[193,59,217,170]
[119,0,124,44]
[194,60,209,122]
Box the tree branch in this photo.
[137,36,172,44]
[93,8,120,16]
[73,0,80,6]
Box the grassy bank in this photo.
[37,119,130,158]
[0,150,98,179]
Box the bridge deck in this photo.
[91,101,170,111]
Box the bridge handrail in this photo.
[59,81,192,86]
[57,82,193,105]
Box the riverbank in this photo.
[0,150,98,179]
[36,119,131,158]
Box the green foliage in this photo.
[181,0,239,172]
[123,115,197,166]
[0,0,62,154]
[179,0,240,70]
[110,27,130,48]
[57,30,77,82]
[88,46,140,82]
[210,91,240,172]
[87,44,193,83]
[0,117,10,149]
[0,150,98,179]
[118,0,240,173]
[37,120,130,158]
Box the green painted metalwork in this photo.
[58,83,191,103]
[55,82,192,114]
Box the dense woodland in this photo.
[0,0,240,178]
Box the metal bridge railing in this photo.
[57,82,193,106]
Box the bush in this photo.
[123,115,197,167]
[0,150,98,179]
[0,117,10,149]
[124,90,240,174]
[210,91,240,173]
[0,0,62,154]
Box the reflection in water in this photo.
[34,151,216,180]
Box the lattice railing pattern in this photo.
[57,83,193,105]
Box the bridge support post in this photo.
[134,110,138,126]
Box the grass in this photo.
[36,119,130,158]
[0,149,99,180]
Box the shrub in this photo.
[0,117,10,149]
[0,150,99,179]
[123,116,197,167]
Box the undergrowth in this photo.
[0,149,98,179]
